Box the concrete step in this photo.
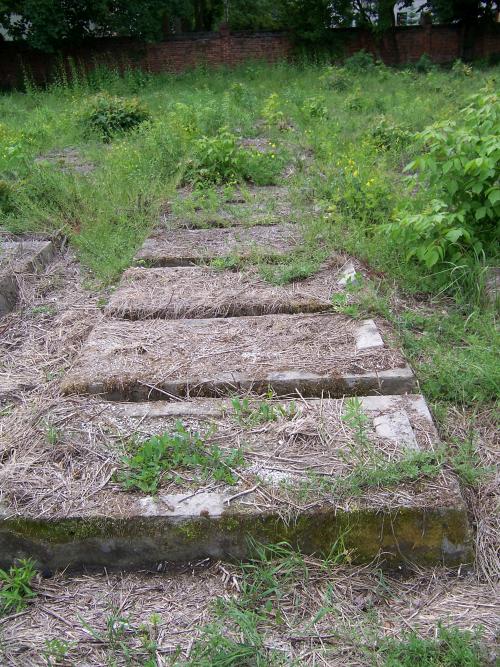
[106,261,354,320]
[135,224,300,267]
[0,240,54,317]
[164,184,297,229]
[0,395,472,571]
[61,313,415,400]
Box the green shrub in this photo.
[415,53,436,74]
[344,89,365,111]
[344,50,375,72]
[185,129,284,186]
[320,66,350,91]
[261,92,288,129]
[118,421,244,493]
[371,116,412,151]
[185,130,241,184]
[386,90,500,268]
[452,59,474,77]
[302,96,328,119]
[82,94,150,142]
[0,179,15,213]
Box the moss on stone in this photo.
[0,504,473,571]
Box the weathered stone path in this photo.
[0,197,473,571]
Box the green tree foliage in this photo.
[0,0,172,50]
[1,0,499,52]
[424,0,499,24]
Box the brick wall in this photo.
[0,23,499,89]
[0,29,292,89]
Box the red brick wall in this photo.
[0,30,292,88]
[332,24,485,65]
[0,24,499,89]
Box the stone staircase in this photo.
[0,210,473,572]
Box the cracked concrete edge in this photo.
[62,365,417,401]
[0,241,55,317]
[114,394,434,433]
[337,261,358,286]
[354,319,385,352]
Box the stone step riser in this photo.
[135,223,300,267]
[0,506,472,572]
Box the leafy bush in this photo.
[371,117,412,151]
[185,129,284,186]
[326,154,394,225]
[320,66,350,91]
[414,53,436,74]
[82,94,150,142]
[261,92,288,130]
[302,96,328,119]
[387,91,500,268]
[185,130,241,184]
[118,421,244,493]
[452,59,473,77]
[0,179,15,213]
[344,50,375,72]
[344,89,365,111]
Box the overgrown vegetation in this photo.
[379,624,487,666]
[0,60,497,409]
[82,93,151,142]
[118,421,244,493]
[231,396,297,427]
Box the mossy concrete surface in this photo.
[0,493,473,572]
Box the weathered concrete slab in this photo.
[135,224,300,267]
[62,313,415,400]
[0,240,54,317]
[0,394,472,570]
[106,262,348,319]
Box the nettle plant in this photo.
[388,90,499,268]
[82,94,150,142]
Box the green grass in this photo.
[118,421,244,493]
[379,624,487,666]
[0,559,37,615]
[172,542,490,666]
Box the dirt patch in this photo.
[135,223,301,266]
[106,259,348,319]
[34,147,95,175]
